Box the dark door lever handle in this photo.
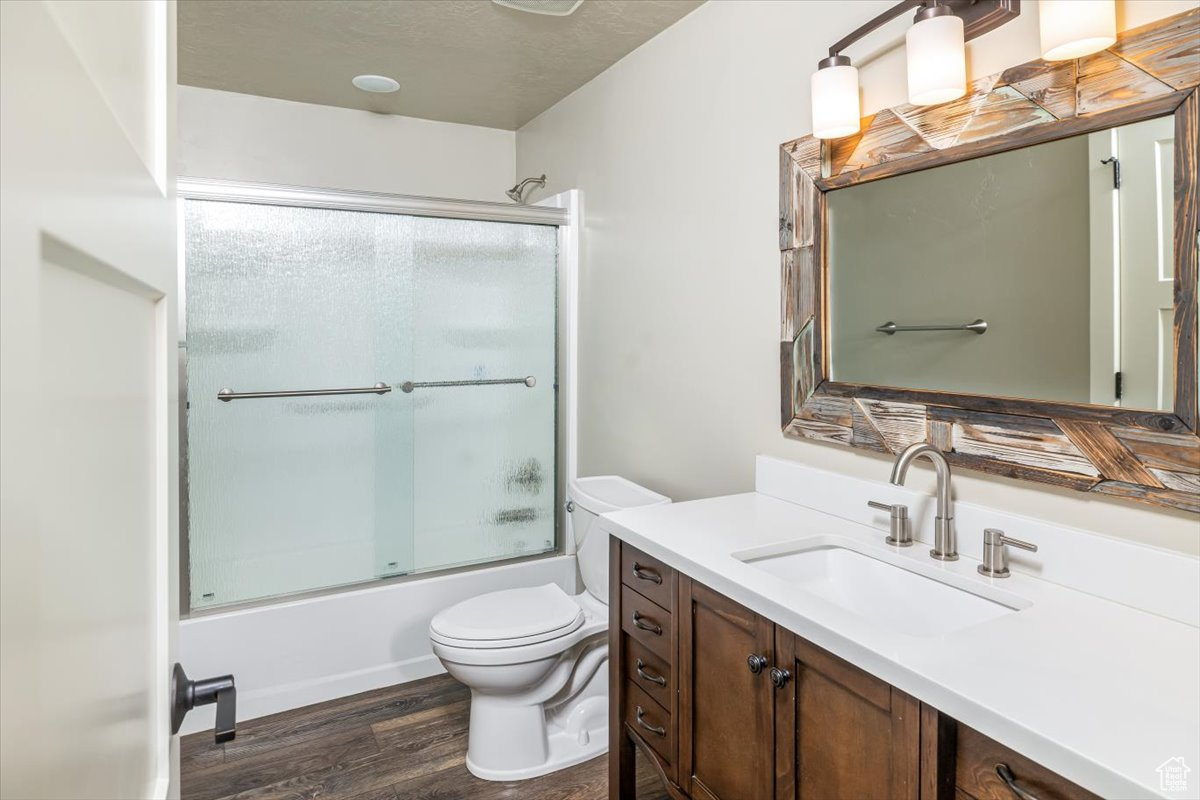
[171,662,237,744]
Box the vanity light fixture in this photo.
[1039,0,1117,61]
[906,3,966,106]
[810,0,1019,140]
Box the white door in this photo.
[0,2,179,798]
[1087,128,1119,406]
[1118,116,1177,410]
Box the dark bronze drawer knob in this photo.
[996,764,1041,800]
[632,610,662,635]
[747,654,768,674]
[635,706,666,737]
[632,563,663,584]
[635,658,667,686]
[769,666,791,689]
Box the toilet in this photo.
[429,476,670,781]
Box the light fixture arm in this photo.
[825,0,1019,60]
[827,0,924,58]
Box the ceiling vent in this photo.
[492,0,584,16]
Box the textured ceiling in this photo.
[177,0,703,130]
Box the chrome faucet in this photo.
[889,443,957,561]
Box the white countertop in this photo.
[600,490,1200,800]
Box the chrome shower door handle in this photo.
[217,382,391,402]
[400,376,536,393]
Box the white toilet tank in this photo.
[568,476,670,605]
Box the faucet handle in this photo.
[998,532,1036,551]
[991,530,1037,552]
[867,500,912,547]
[978,528,1037,578]
[868,496,902,515]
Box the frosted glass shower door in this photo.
[185,201,415,609]
[184,198,559,609]
[409,218,558,571]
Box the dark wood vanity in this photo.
[609,539,1101,800]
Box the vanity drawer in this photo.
[620,584,672,661]
[622,633,673,709]
[624,680,675,772]
[955,722,1101,800]
[620,543,675,612]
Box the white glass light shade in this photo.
[1039,0,1116,61]
[811,64,860,140]
[906,13,966,107]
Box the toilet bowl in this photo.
[429,476,670,781]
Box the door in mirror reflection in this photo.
[1116,117,1175,410]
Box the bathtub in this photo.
[178,554,577,734]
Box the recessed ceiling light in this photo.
[352,75,400,94]
[492,0,584,16]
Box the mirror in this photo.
[828,115,1178,411]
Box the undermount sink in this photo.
[736,539,1024,637]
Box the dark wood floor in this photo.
[182,674,669,800]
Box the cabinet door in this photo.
[775,630,920,800]
[678,577,776,800]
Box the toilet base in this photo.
[431,591,613,782]
[462,649,610,782]
[465,694,609,781]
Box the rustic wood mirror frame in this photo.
[779,9,1199,513]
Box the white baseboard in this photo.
[180,655,446,735]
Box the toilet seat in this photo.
[430,584,585,649]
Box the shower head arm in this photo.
[506,174,547,204]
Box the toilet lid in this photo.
[429,584,584,647]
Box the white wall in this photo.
[516,0,1200,555]
[179,85,515,202]
[49,0,169,189]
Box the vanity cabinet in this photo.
[773,630,920,800]
[611,540,1102,800]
